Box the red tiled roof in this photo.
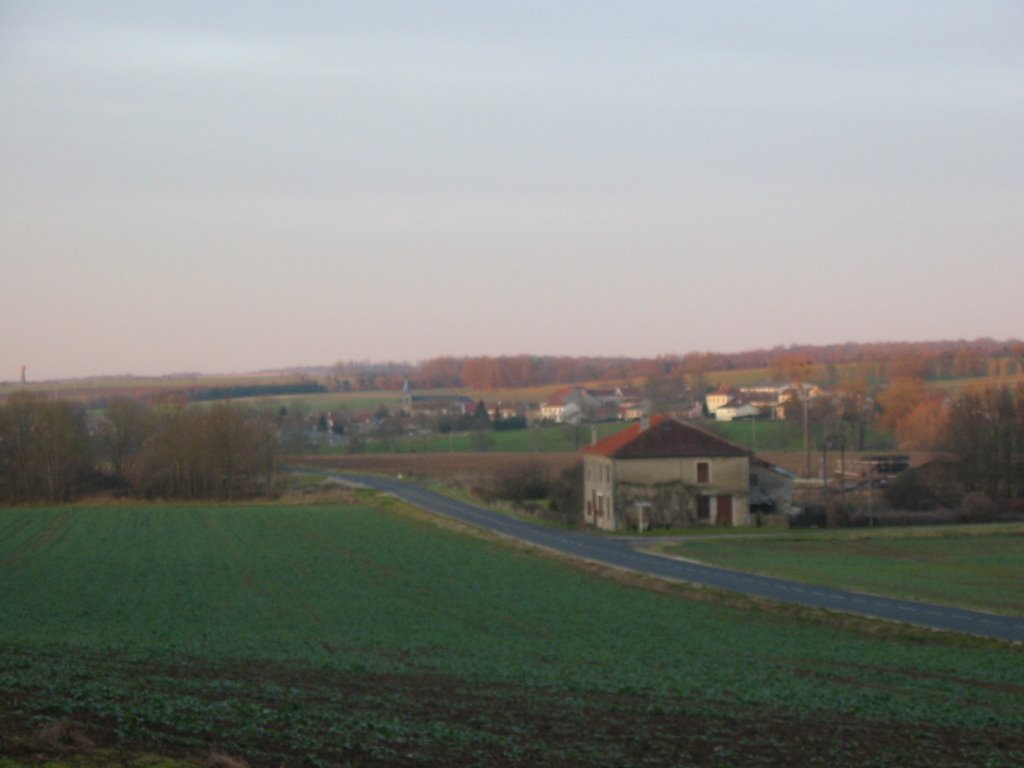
[583,416,663,457]
[543,387,574,406]
[583,416,749,459]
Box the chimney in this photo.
[640,412,650,431]
[590,423,598,445]
[19,365,26,384]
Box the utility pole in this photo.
[803,385,811,477]
[821,438,829,492]
[867,458,874,528]
[839,427,846,509]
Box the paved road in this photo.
[340,473,1024,643]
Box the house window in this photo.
[697,462,709,483]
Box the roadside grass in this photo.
[418,479,574,530]
[1,499,1022,766]
[657,523,1024,615]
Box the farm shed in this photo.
[750,457,797,516]
[583,416,783,530]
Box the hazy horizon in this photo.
[7,334,1023,386]
[3,2,1021,381]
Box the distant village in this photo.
[315,380,822,441]
[306,380,840,532]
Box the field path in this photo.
[342,473,1024,643]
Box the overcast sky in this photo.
[2,1,1021,380]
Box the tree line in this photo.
[946,386,1024,500]
[188,379,326,402]
[879,384,1024,513]
[341,339,1021,392]
[0,393,278,504]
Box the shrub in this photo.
[493,461,551,502]
[884,460,962,511]
[547,461,583,525]
[825,501,854,527]
[790,505,827,528]
[961,491,997,522]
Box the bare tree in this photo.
[0,393,91,502]
[97,397,154,485]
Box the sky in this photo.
[1,1,1022,380]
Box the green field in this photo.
[702,418,895,452]
[926,371,1024,393]
[1,499,1022,767]
[0,373,303,395]
[661,525,1024,616]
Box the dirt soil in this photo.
[2,654,1021,768]
[299,452,580,488]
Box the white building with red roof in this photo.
[540,387,601,424]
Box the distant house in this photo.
[704,386,739,414]
[346,410,376,434]
[590,386,643,407]
[618,401,647,421]
[706,383,821,421]
[540,387,601,424]
[713,400,761,422]
[582,416,775,530]
[609,386,647,421]
[542,385,641,424]
[401,381,475,416]
[486,402,525,421]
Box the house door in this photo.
[716,495,733,525]
[697,495,711,522]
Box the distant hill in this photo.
[4,338,1021,402]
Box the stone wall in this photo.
[615,480,699,529]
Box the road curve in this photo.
[343,473,1024,644]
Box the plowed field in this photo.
[299,451,580,486]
